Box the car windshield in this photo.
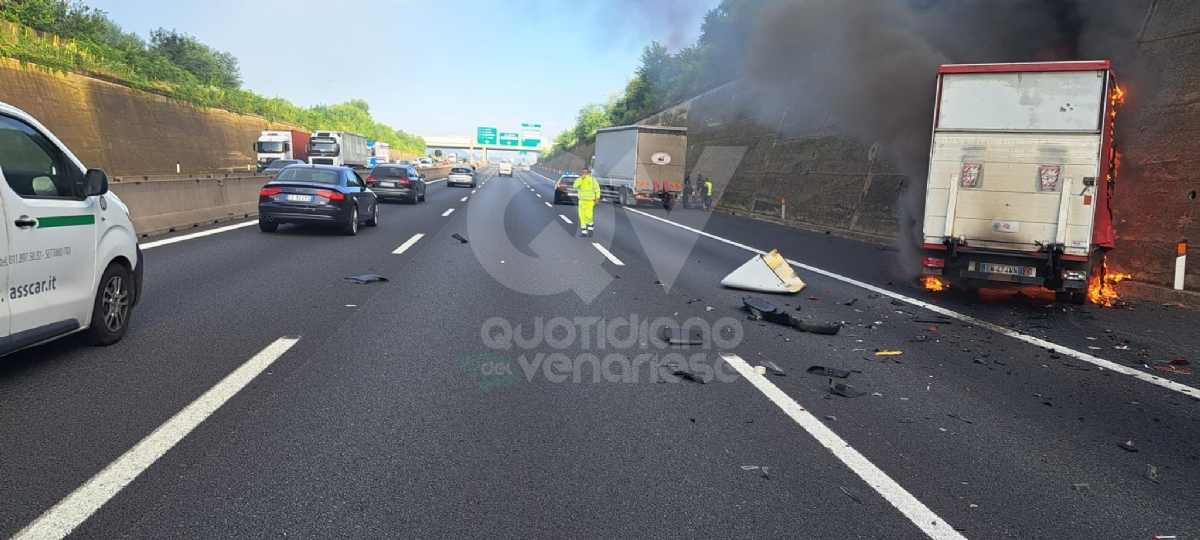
[273,167,340,184]
[375,167,409,178]
[451,167,472,174]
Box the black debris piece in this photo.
[451,233,469,243]
[844,298,859,306]
[839,486,865,504]
[973,358,988,365]
[830,382,866,398]
[673,370,707,384]
[947,413,974,425]
[1117,440,1138,452]
[345,274,389,284]
[807,366,852,378]
[765,361,786,376]
[891,299,905,306]
[686,298,703,304]
[741,297,841,335]
[824,415,838,422]
[660,327,705,345]
[797,320,841,335]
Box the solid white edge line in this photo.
[140,220,257,250]
[392,233,425,255]
[442,208,455,217]
[559,215,573,225]
[721,353,966,540]
[592,243,625,266]
[13,337,301,540]
[621,206,1200,400]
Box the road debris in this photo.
[742,296,841,335]
[871,392,883,397]
[1153,365,1192,375]
[947,413,974,425]
[807,366,852,378]
[686,298,703,304]
[1147,464,1159,483]
[344,274,389,284]
[807,296,823,301]
[1117,440,1138,452]
[824,415,838,422]
[830,382,866,398]
[899,417,915,423]
[839,486,865,504]
[875,350,903,357]
[672,370,707,384]
[973,358,989,365]
[721,250,806,293]
[891,299,905,306]
[1072,483,1090,491]
[765,361,786,376]
[451,233,469,243]
[753,366,768,376]
[740,465,771,479]
[844,298,859,306]
[660,327,705,346]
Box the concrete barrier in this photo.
[112,166,455,237]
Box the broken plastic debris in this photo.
[1072,483,1090,491]
[1117,440,1138,452]
[742,296,840,335]
[1147,464,1159,483]
[660,327,705,346]
[870,392,883,397]
[1154,365,1192,375]
[830,382,866,398]
[451,233,469,243]
[686,298,703,304]
[875,350,903,357]
[844,298,859,306]
[763,361,786,376]
[947,413,973,424]
[807,366,851,378]
[824,415,837,422]
[673,370,707,384]
[721,250,806,293]
[839,486,864,504]
[344,274,389,284]
[753,366,767,376]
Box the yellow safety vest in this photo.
[574,175,601,200]
[705,181,713,196]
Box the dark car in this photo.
[553,174,580,205]
[366,164,426,203]
[258,164,379,236]
[262,159,304,175]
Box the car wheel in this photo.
[81,263,134,346]
[259,219,278,232]
[366,203,379,227]
[419,189,426,202]
[344,207,359,236]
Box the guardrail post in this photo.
[1176,239,1188,291]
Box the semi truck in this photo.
[254,130,311,172]
[307,131,370,169]
[919,61,1120,304]
[593,125,687,206]
[368,141,391,167]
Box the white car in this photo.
[447,166,477,188]
[498,162,514,177]
[417,158,434,169]
[0,101,143,355]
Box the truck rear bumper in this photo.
[958,270,1044,286]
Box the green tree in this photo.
[149,28,241,88]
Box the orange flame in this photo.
[1087,258,1132,307]
[921,276,947,292]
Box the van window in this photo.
[0,115,79,199]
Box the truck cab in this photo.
[0,101,143,355]
[920,61,1119,304]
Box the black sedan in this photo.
[366,164,427,203]
[258,164,379,236]
[262,159,305,175]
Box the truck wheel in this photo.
[81,263,134,346]
[618,189,628,206]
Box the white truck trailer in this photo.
[307,131,370,169]
[920,61,1120,304]
[593,125,687,206]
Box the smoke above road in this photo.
[739,0,1147,273]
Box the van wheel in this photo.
[81,263,134,346]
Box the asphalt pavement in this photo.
[1,165,1197,539]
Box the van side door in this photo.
[0,114,98,343]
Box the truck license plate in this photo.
[976,263,1034,277]
[285,194,313,202]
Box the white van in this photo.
[498,162,514,177]
[0,101,143,356]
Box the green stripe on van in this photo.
[36,214,95,228]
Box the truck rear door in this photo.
[923,68,1109,258]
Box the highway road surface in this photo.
[2,165,1198,539]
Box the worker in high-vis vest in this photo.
[573,167,601,236]
[702,177,714,210]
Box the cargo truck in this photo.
[254,130,311,172]
[307,131,370,169]
[593,125,687,206]
[920,61,1120,304]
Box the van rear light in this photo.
[1039,165,1061,191]
[260,187,282,197]
[317,190,345,201]
[960,163,982,188]
[923,257,946,268]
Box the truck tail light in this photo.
[923,257,946,268]
[260,187,282,197]
[961,163,982,188]
[1039,165,1061,191]
[317,190,345,201]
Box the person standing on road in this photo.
[573,167,601,236]
[702,175,713,210]
[682,176,693,209]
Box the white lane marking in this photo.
[536,193,542,198]
[425,178,446,184]
[559,215,573,225]
[528,169,559,184]
[622,207,1200,400]
[442,208,455,217]
[721,353,966,540]
[544,202,553,208]
[472,190,477,194]
[392,233,424,255]
[592,243,625,266]
[461,196,469,202]
[140,220,257,250]
[13,337,301,540]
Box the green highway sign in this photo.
[499,132,520,147]
[476,127,498,145]
[520,123,542,147]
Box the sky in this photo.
[84,0,722,142]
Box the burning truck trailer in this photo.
[919,61,1125,305]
